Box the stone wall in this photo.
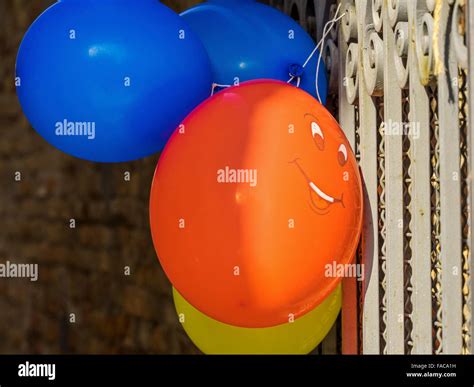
[0,0,202,354]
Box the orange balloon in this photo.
[150,80,362,328]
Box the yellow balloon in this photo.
[173,285,342,354]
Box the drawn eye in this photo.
[311,122,324,150]
[338,143,348,166]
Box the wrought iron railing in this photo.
[266,0,473,355]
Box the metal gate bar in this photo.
[468,0,474,356]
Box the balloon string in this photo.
[211,5,345,101]
[211,82,232,96]
[288,3,345,104]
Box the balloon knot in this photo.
[288,63,304,78]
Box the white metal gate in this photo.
[266,0,473,355]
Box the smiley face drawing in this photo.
[150,80,363,328]
[290,113,351,215]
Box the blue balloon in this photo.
[181,0,328,103]
[16,0,212,162]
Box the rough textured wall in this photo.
[0,0,202,354]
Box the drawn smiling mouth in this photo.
[290,158,344,214]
